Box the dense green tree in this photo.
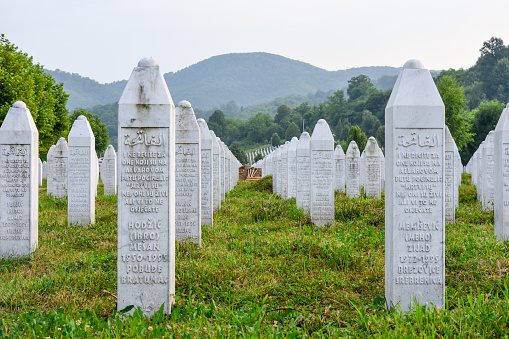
[229,144,247,165]
[334,118,351,142]
[69,109,110,156]
[285,122,300,141]
[375,125,385,148]
[207,110,226,136]
[437,75,473,150]
[0,34,70,157]
[274,104,291,125]
[346,125,367,153]
[271,133,281,146]
[360,110,381,138]
[347,75,373,101]
[471,100,506,145]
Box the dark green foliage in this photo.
[69,109,109,156]
[207,110,226,137]
[285,122,301,141]
[347,75,374,101]
[89,102,118,150]
[229,144,247,165]
[271,132,281,146]
[254,153,263,162]
[346,125,368,152]
[0,34,70,157]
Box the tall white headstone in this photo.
[175,101,201,243]
[346,141,361,198]
[495,104,509,240]
[210,130,221,212]
[42,161,47,180]
[46,145,55,195]
[296,132,311,212]
[310,120,334,226]
[68,116,95,226]
[0,101,38,258]
[52,137,68,198]
[117,57,176,316]
[334,144,345,193]
[288,137,298,198]
[197,119,213,226]
[100,145,117,195]
[444,126,455,224]
[38,158,43,187]
[482,131,495,211]
[364,137,382,199]
[385,60,445,311]
[280,141,289,199]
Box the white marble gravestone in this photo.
[197,119,213,226]
[364,137,382,199]
[117,57,176,317]
[219,139,226,202]
[310,120,335,226]
[38,158,43,186]
[444,126,455,224]
[68,116,95,226]
[210,130,221,212]
[385,60,445,311]
[346,141,361,198]
[482,131,495,211]
[42,161,47,180]
[46,145,55,195]
[275,147,282,195]
[296,132,311,212]
[281,141,289,199]
[0,101,39,258]
[52,137,68,198]
[477,143,484,202]
[100,145,117,195]
[175,101,201,244]
[288,137,298,198]
[334,144,345,193]
[495,104,509,240]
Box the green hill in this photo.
[48,52,402,111]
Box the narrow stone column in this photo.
[53,137,68,198]
[210,131,221,211]
[197,119,213,226]
[365,137,382,199]
[296,132,311,212]
[346,141,361,198]
[0,101,38,258]
[495,104,509,240]
[101,145,117,195]
[288,137,298,198]
[482,131,495,211]
[334,144,345,193]
[444,126,455,224]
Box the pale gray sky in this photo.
[2,0,508,83]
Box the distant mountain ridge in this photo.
[47,52,403,112]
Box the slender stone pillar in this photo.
[482,131,495,211]
[210,131,221,211]
[445,126,455,224]
[53,137,68,198]
[197,119,213,226]
[385,60,445,311]
[38,159,43,187]
[46,145,55,195]
[346,141,361,198]
[288,137,298,198]
[101,145,117,195]
[281,141,289,199]
[334,144,345,193]
[365,137,382,199]
[117,57,176,316]
[0,101,38,258]
[296,132,311,211]
[68,116,95,226]
[310,119,334,226]
[495,104,509,240]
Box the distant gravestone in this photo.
[310,120,334,226]
[197,119,213,226]
[476,143,484,202]
[288,137,298,198]
[0,101,39,258]
[68,116,95,226]
[281,142,289,199]
[275,146,283,195]
[100,145,117,195]
[210,130,221,211]
[93,150,99,197]
[346,141,361,198]
[495,104,509,240]
[52,137,68,198]
[42,161,47,180]
[381,152,385,192]
[360,151,365,190]
[175,101,201,243]
[365,137,382,199]
[444,126,455,224]
[117,57,176,317]
[334,144,345,193]
[482,131,495,211]
[385,60,445,311]
[219,140,226,201]
[38,158,43,186]
[46,145,55,195]
[296,132,311,212]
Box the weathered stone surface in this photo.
[117,58,176,317]
[42,161,46,180]
[334,144,345,192]
[52,137,68,198]
[275,146,282,195]
[100,145,117,195]
[346,141,361,198]
[68,116,95,226]
[310,119,334,226]
[482,131,495,211]
[197,119,213,226]
[281,142,289,199]
[219,139,226,202]
[46,145,55,195]
[495,104,509,240]
[210,131,221,211]
[477,143,484,202]
[38,158,43,186]
[0,101,39,258]
[364,137,382,199]
[288,137,298,198]
[296,132,311,212]
[444,126,455,224]
[385,60,445,311]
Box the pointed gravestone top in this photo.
[55,137,68,151]
[334,144,345,156]
[69,116,95,142]
[495,105,509,132]
[403,59,425,69]
[347,140,360,156]
[365,137,379,154]
[104,144,116,157]
[13,101,27,108]
[1,101,37,133]
[137,57,159,67]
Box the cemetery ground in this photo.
[1,176,509,337]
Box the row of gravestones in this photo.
[465,103,509,240]
[0,58,241,317]
[246,147,275,165]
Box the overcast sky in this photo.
[2,0,508,84]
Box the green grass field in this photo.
[1,174,509,338]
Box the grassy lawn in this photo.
[1,174,509,338]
